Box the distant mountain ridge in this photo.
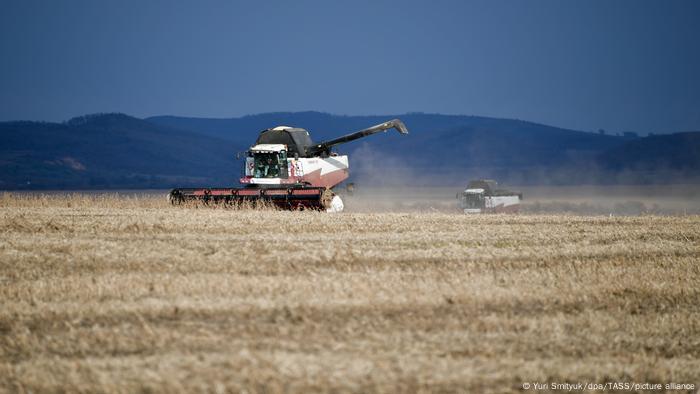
[0,113,236,189]
[0,111,698,189]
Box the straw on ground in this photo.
[1,194,699,392]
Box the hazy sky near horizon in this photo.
[1,0,699,133]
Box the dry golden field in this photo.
[1,193,699,393]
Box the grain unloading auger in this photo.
[168,119,408,212]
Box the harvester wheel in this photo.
[320,188,333,208]
[320,188,344,213]
[168,190,183,205]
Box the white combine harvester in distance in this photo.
[457,179,522,214]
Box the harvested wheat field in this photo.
[1,193,699,393]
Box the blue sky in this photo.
[1,0,699,133]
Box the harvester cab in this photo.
[239,120,407,190]
[244,144,289,180]
[169,119,408,212]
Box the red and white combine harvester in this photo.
[169,119,408,212]
[457,179,523,214]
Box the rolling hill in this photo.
[1,112,698,189]
[148,112,629,185]
[595,131,700,184]
[0,113,236,189]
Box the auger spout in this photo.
[306,119,408,156]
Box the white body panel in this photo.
[245,156,255,176]
[460,189,521,214]
[250,144,286,152]
[484,195,521,210]
[293,156,349,176]
[249,178,286,185]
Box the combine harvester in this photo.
[457,179,523,214]
[169,119,408,212]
